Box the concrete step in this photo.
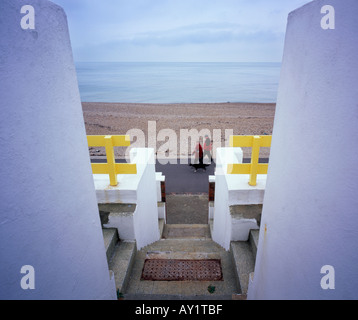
[102,225,259,299]
[99,203,137,226]
[123,293,234,300]
[249,229,259,260]
[124,238,240,300]
[102,228,119,263]
[230,241,255,295]
[158,219,165,238]
[162,224,211,240]
[102,227,137,295]
[209,219,214,236]
[145,250,221,260]
[108,240,137,295]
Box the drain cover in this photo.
[141,259,223,281]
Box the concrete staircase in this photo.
[102,228,136,297]
[231,229,259,297]
[102,215,259,300]
[123,224,238,300]
[102,224,260,300]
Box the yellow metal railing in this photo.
[87,135,137,186]
[227,135,272,186]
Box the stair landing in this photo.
[102,224,258,300]
[123,224,239,300]
[162,224,211,239]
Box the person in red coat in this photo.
[203,134,213,164]
[192,140,204,172]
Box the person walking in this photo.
[192,140,203,172]
[203,134,213,164]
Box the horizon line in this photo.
[74,61,282,64]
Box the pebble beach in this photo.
[82,102,276,159]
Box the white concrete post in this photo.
[248,0,358,300]
[95,148,161,250]
[0,0,116,299]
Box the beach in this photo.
[82,102,276,159]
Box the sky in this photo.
[51,0,310,63]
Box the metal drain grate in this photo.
[141,259,223,281]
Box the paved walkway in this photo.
[156,160,215,194]
[166,194,208,224]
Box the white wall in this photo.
[212,164,231,250]
[208,175,215,221]
[95,148,160,249]
[156,172,166,222]
[212,148,243,250]
[212,147,264,250]
[249,0,358,300]
[0,0,115,300]
[133,149,161,250]
[104,210,136,240]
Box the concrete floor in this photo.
[166,194,209,224]
[124,237,239,300]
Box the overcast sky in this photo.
[51,0,310,62]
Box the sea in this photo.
[75,62,281,104]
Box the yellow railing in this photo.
[227,135,272,186]
[87,135,137,186]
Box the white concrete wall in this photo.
[231,219,259,242]
[104,210,136,240]
[156,173,164,202]
[94,148,152,205]
[212,147,263,250]
[208,175,215,221]
[0,0,116,299]
[212,148,243,250]
[94,148,160,250]
[249,0,358,300]
[212,163,231,250]
[157,203,166,222]
[156,172,166,222]
[132,149,161,250]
